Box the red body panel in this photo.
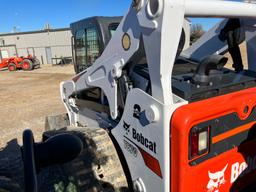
[0,58,9,68]
[171,88,256,192]
[0,57,22,69]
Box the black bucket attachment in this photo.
[22,129,83,192]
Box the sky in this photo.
[0,0,241,33]
[0,0,131,33]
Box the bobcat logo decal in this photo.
[123,121,131,135]
[207,164,228,192]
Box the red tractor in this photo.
[0,58,10,69]
[0,55,40,72]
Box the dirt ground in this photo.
[0,43,249,148]
[225,42,248,69]
[0,64,74,147]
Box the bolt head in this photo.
[146,105,160,123]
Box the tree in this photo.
[190,23,205,44]
[244,0,256,3]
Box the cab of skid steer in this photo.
[70,16,122,74]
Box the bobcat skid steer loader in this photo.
[11,0,256,192]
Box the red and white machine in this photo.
[57,0,256,191]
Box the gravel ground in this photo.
[0,64,74,147]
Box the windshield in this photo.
[108,23,119,37]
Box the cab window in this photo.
[75,29,86,68]
[75,27,100,71]
[86,27,100,66]
[109,23,119,37]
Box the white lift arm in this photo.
[60,0,256,126]
[186,0,256,18]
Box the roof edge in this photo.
[0,28,71,37]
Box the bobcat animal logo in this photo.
[123,121,131,135]
[133,104,141,119]
[207,164,228,192]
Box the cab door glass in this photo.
[75,29,86,69]
[86,27,100,67]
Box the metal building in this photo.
[0,28,72,64]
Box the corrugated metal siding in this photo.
[0,20,190,64]
[0,29,72,64]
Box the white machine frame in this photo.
[60,0,256,191]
